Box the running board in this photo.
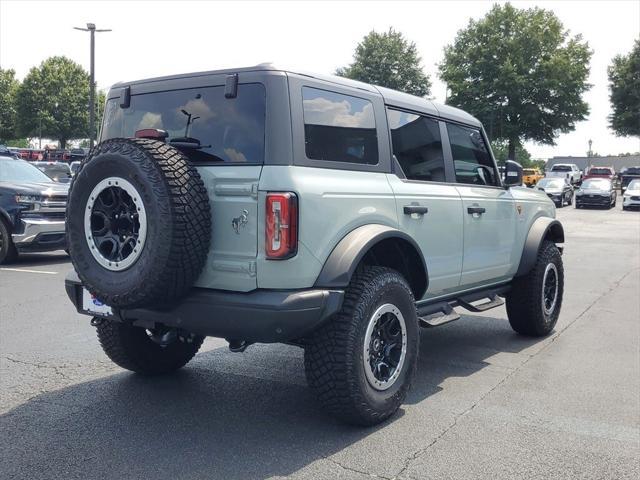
[418,302,461,328]
[416,285,509,328]
[457,294,504,312]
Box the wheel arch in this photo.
[314,224,428,299]
[515,217,564,277]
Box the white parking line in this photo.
[0,268,58,275]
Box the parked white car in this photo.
[622,179,640,211]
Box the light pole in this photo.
[74,23,111,147]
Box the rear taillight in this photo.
[265,192,298,259]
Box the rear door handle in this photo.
[403,205,429,215]
[467,206,486,215]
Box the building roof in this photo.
[546,155,640,172]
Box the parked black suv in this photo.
[0,156,68,263]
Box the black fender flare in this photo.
[314,224,429,298]
[515,217,565,277]
[0,207,12,228]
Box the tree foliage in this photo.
[608,39,640,137]
[15,56,90,148]
[0,68,19,142]
[490,139,531,166]
[336,28,431,97]
[439,3,592,160]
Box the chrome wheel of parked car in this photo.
[84,177,148,271]
[363,303,407,391]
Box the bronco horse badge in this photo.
[232,209,249,234]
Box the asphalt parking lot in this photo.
[1,204,639,480]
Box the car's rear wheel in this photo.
[304,266,419,426]
[0,219,18,265]
[96,319,204,374]
[66,138,211,309]
[506,241,563,337]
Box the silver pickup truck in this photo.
[64,65,565,425]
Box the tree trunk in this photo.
[60,138,66,149]
[508,138,516,161]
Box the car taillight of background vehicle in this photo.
[265,192,298,259]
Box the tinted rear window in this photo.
[102,84,266,163]
[552,165,572,171]
[302,87,378,165]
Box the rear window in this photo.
[552,165,572,172]
[588,168,612,175]
[302,87,378,165]
[101,84,266,164]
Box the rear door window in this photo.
[302,87,378,165]
[101,83,266,163]
[447,123,499,186]
[387,109,445,182]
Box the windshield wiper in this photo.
[168,137,225,162]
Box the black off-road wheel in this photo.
[0,219,18,265]
[304,266,419,426]
[96,319,204,375]
[66,138,211,308]
[506,241,564,337]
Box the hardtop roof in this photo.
[110,63,482,128]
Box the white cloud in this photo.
[303,97,375,128]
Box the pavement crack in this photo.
[395,266,639,479]
[2,355,74,381]
[324,456,393,479]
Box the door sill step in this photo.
[419,303,460,328]
[457,294,504,312]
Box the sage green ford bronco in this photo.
[65,65,564,426]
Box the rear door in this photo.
[386,109,463,300]
[445,122,518,288]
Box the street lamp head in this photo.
[87,23,96,30]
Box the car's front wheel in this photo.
[96,319,204,374]
[0,219,18,265]
[304,266,419,426]
[506,241,563,337]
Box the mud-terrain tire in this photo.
[506,241,563,337]
[0,219,18,264]
[66,138,211,308]
[96,319,204,374]
[304,266,419,426]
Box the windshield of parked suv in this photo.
[627,179,640,190]
[34,162,72,182]
[101,84,266,164]
[537,178,565,189]
[622,167,640,175]
[551,165,572,171]
[581,178,611,190]
[588,168,612,175]
[0,157,53,183]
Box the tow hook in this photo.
[90,317,105,327]
[227,339,252,353]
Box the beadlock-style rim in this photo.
[363,303,408,391]
[84,177,147,271]
[542,263,559,316]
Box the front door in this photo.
[386,109,463,299]
[445,123,517,288]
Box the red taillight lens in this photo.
[134,128,168,140]
[265,192,298,259]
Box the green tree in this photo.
[608,39,640,137]
[439,3,592,161]
[0,68,19,142]
[336,28,431,97]
[15,56,90,148]
[490,139,532,166]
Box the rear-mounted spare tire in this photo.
[66,138,211,308]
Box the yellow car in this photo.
[522,168,544,187]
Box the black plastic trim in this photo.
[65,271,343,343]
[515,217,565,277]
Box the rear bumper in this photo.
[65,271,344,343]
[12,218,66,251]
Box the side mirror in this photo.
[504,160,523,187]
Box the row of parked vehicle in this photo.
[3,146,88,162]
[510,162,640,211]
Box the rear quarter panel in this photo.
[257,165,398,289]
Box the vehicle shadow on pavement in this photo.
[5,251,69,267]
[0,314,544,480]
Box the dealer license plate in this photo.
[82,288,113,317]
